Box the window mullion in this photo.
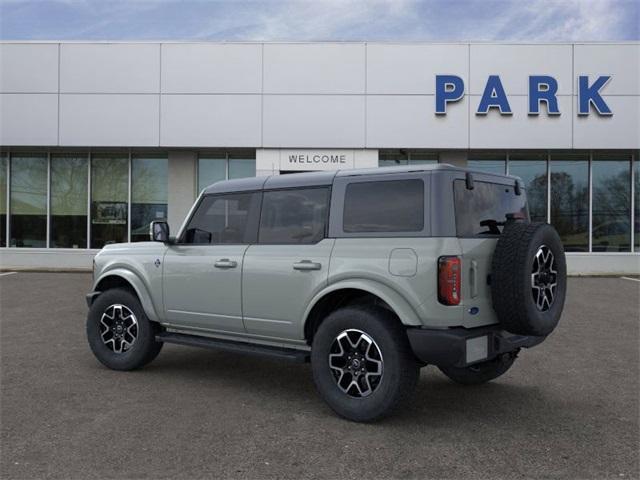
[631,152,635,253]
[127,150,132,243]
[46,151,51,249]
[87,151,91,249]
[6,151,10,247]
[546,152,551,224]
[587,150,593,253]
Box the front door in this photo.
[162,191,261,334]
[242,187,332,340]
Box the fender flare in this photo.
[301,279,422,337]
[93,268,160,322]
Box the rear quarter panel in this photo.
[328,237,468,328]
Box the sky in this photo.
[0,0,638,42]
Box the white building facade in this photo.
[0,41,638,274]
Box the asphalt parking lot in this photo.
[0,273,638,479]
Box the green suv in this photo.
[86,164,566,422]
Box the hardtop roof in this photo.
[201,163,520,195]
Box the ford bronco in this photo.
[86,164,566,422]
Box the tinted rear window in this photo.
[343,179,424,233]
[454,180,528,236]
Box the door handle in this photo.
[293,260,322,271]
[214,259,237,269]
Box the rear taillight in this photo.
[438,256,461,306]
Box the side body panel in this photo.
[91,242,167,322]
[162,244,248,334]
[326,237,472,328]
[242,238,335,339]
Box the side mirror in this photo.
[150,221,170,243]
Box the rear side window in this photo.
[259,188,329,244]
[343,179,424,233]
[454,180,529,236]
[182,192,260,244]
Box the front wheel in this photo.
[438,351,517,385]
[86,288,163,371]
[311,306,419,422]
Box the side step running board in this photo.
[156,332,310,363]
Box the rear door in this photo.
[242,187,333,340]
[453,178,528,326]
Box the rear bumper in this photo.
[406,325,546,368]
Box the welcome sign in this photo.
[280,150,356,171]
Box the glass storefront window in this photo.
[379,150,437,167]
[379,150,408,167]
[91,154,128,248]
[508,153,548,223]
[0,154,6,247]
[468,152,507,174]
[10,154,47,247]
[228,152,256,180]
[592,154,631,252]
[50,155,88,248]
[408,152,438,165]
[550,154,589,252]
[131,155,168,242]
[198,151,256,193]
[198,156,226,193]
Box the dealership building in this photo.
[0,41,638,274]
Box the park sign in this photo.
[435,75,613,116]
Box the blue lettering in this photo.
[477,75,512,115]
[529,75,560,115]
[435,75,464,115]
[578,75,612,116]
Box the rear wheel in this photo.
[87,288,163,371]
[439,351,517,385]
[311,306,419,422]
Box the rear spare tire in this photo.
[491,222,566,336]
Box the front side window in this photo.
[259,188,329,244]
[343,180,424,233]
[10,154,47,247]
[454,180,528,236]
[182,192,260,245]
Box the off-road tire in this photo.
[311,306,419,422]
[491,222,567,336]
[87,288,163,371]
[439,352,517,385]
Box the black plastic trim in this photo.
[406,325,545,368]
[156,332,310,363]
[86,291,101,308]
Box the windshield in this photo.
[454,179,529,236]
